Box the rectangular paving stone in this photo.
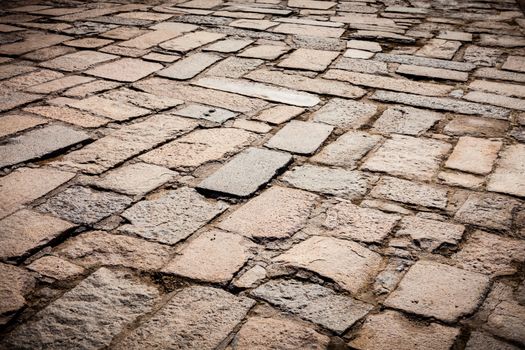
[246,69,366,99]
[488,144,525,198]
[289,0,336,9]
[0,124,90,169]
[86,58,163,82]
[62,96,150,121]
[324,69,453,96]
[0,69,64,93]
[197,147,292,197]
[193,76,320,107]
[0,114,46,138]
[370,176,449,209]
[463,91,525,111]
[119,29,182,49]
[502,55,525,72]
[40,50,118,72]
[416,39,461,59]
[0,33,70,55]
[113,286,254,350]
[372,105,442,136]
[253,105,304,124]
[371,90,510,119]
[157,52,221,80]
[101,87,183,110]
[375,53,476,71]
[120,187,228,244]
[173,103,237,123]
[238,45,290,60]
[397,64,469,81]
[24,105,109,128]
[333,57,389,75]
[2,268,159,350]
[469,79,525,98]
[277,48,339,71]
[311,98,377,128]
[203,38,253,52]
[229,19,277,30]
[265,120,333,155]
[349,30,415,44]
[454,192,519,231]
[473,67,525,84]
[204,56,263,78]
[25,75,95,94]
[273,23,344,38]
[0,92,42,112]
[159,31,225,52]
[395,216,465,252]
[445,136,502,175]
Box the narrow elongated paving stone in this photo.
[312,131,382,167]
[157,52,222,80]
[488,144,525,197]
[40,50,118,71]
[265,120,333,155]
[312,98,378,128]
[397,64,469,82]
[113,286,255,350]
[252,279,372,334]
[375,53,475,71]
[0,125,90,168]
[120,187,228,245]
[2,268,159,350]
[193,77,320,107]
[197,147,292,197]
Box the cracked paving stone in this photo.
[101,87,183,110]
[218,186,318,239]
[162,229,254,283]
[37,186,132,225]
[113,286,254,350]
[120,187,228,245]
[1,268,159,349]
[384,260,489,322]
[265,120,333,155]
[488,144,525,198]
[372,105,442,136]
[85,58,163,82]
[197,147,292,197]
[0,209,75,261]
[252,279,372,334]
[0,263,35,325]
[273,236,383,294]
[311,98,377,128]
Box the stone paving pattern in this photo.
[0,0,524,349]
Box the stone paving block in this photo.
[0,167,75,219]
[37,186,132,225]
[485,301,525,346]
[282,164,372,200]
[253,105,304,124]
[63,79,122,98]
[344,48,374,59]
[119,29,181,49]
[0,113,46,138]
[277,48,339,71]
[162,229,254,283]
[273,23,344,38]
[384,260,490,322]
[64,37,113,48]
[274,236,383,294]
[229,19,277,30]
[26,75,95,94]
[238,44,290,59]
[218,186,318,239]
[0,263,34,325]
[454,192,519,231]
[502,55,525,73]
[0,124,90,169]
[40,50,117,71]
[444,115,508,138]
[63,95,150,121]
[0,91,42,112]
[349,310,460,350]
[160,31,225,52]
[252,279,372,334]
[362,134,451,181]
[198,147,292,197]
[204,56,263,78]
[27,255,84,280]
[102,87,183,110]
[86,58,162,82]
[157,52,222,80]
[56,231,172,271]
[120,187,228,244]
[465,331,520,350]
[488,144,525,198]
[445,136,502,175]
[203,38,253,52]
[463,45,501,67]
[140,127,256,169]
[265,120,333,155]
[0,32,70,55]
[232,119,272,134]
[312,98,377,128]
[333,57,388,74]
[113,286,254,350]
[0,209,75,261]
[375,52,475,71]
[464,90,525,111]
[469,79,525,99]
[372,105,442,136]
[395,216,464,251]
[397,64,469,81]
[416,38,461,59]
[173,103,237,123]
[2,268,159,349]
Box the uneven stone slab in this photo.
[312,131,382,167]
[397,64,469,81]
[253,105,304,125]
[238,44,290,60]
[0,114,46,138]
[445,136,502,175]
[2,268,159,349]
[469,80,525,99]
[218,186,318,239]
[101,87,183,110]
[40,50,117,71]
[416,39,461,60]
[277,48,339,71]
[0,263,34,325]
[172,103,237,123]
[119,29,182,49]
[466,332,520,350]
[488,144,525,198]
[265,120,333,155]
[62,95,150,121]
[444,115,508,138]
[454,192,519,231]
[113,286,254,350]
[252,279,372,334]
[157,52,222,80]
[334,57,389,74]
[197,147,292,197]
[0,92,42,112]
[160,31,225,52]
[0,124,90,168]
[0,32,70,55]
[502,55,525,72]
[203,38,253,52]
[86,58,162,82]
[375,53,475,71]
[27,256,84,281]
[395,216,464,252]
[311,98,377,128]
[204,56,263,78]
[463,91,525,111]
[372,105,442,136]
[121,187,228,245]
[24,105,109,128]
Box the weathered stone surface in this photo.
[445,136,502,175]
[333,57,388,74]
[311,131,382,167]
[56,231,172,271]
[0,32,70,55]
[120,187,227,244]
[469,80,525,99]
[444,115,508,137]
[0,124,90,168]
[0,113,46,138]
[397,64,469,81]
[232,265,267,289]
[372,105,442,136]
[232,119,272,134]
[375,53,475,71]
[252,279,372,333]
[218,186,318,239]
[265,120,333,155]
[92,162,176,196]
[160,31,225,52]
[40,50,117,71]
[273,23,344,38]
[0,167,75,219]
[453,230,525,276]
[253,105,304,125]
[173,103,237,123]
[64,79,122,98]
[205,56,263,78]
[198,147,292,197]
[385,260,489,322]
[370,176,449,209]
[278,48,338,71]
[454,192,519,231]
[204,38,253,53]
[0,209,74,261]
[2,268,159,349]
[37,186,132,225]
[141,128,255,169]
[502,55,525,73]
[465,331,520,350]
[0,263,34,324]
[239,45,290,60]
[463,45,501,67]
[438,171,484,190]
[282,164,372,200]
[62,95,150,121]
[0,92,42,112]
[464,91,525,111]
[416,39,461,59]
[312,98,377,128]
[474,67,525,84]
[26,75,94,94]
[27,255,84,280]
[395,216,464,251]
[119,29,182,49]
[485,301,525,346]
[86,58,162,82]
[157,52,221,80]
[362,135,451,181]
[162,229,253,283]
[102,87,183,110]
[113,286,254,350]
[349,310,460,350]
[488,144,525,198]
[231,314,330,349]
[274,236,383,294]
[24,105,109,128]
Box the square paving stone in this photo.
[445,136,502,175]
[274,236,383,294]
[120,187,228,245]
[384,260,490,322]
[349,310,460,350]
[197,147,292,197]
[277,48,339,71]
[217,186,318,239]
[162,229,254,283]
[37,186,132,225]
[252,279,372,334]
[361,134,451,181]
[86,58,163,82]
[265,120,333,155]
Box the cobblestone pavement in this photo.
[0,0,524,349]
